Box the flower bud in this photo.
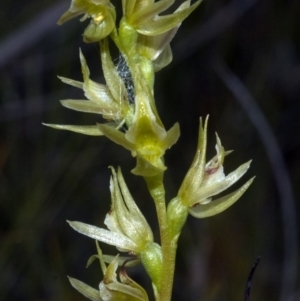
[167,197,188,240]
[140,242,163,290]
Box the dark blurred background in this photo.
[0,0,299,300]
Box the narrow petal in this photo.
[119,269,149,301]
[103,255,139,267]
[84,79,117,107]
[189,177,255,218]
[110,170,143,243]
[132,0,155,13]
[137,30,176,61]
[87,254,139,267]
[43,123,103,136]
[160,122,180,150]
[104,255,119,283]
[68,221,139,252]
[58,75,83,89]
[86,241,108,274]
[104,210,125,237]
[98,123,136,153]
[193,160,252,203]
[122,0,137,16]
[57,10,85,25]
[136,0,189,61]
[204,133,225,171]
[136,0,201,36]
[117,168,153,242]
[153,44,173,71]
[60,99,117,116]
[106,282,147,301]
[129,0,174,25]
[100,39,128,106]
[79,50,119,110]
[179,116,208,205]
[117,169,150,225]
[68,277,102,301]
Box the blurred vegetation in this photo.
[0,0,299,301]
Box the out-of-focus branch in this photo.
[173,0,259,65]
[214,59,298,301]
[0,1,68,69]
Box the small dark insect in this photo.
[244,256,261,301]
[115,55,135,104]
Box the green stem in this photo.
[145,173,177,301]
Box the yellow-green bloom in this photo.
[118,0,202,80]
[68,167,153,254]
[135,0,201,71]
[178,116,254,218]
[122,0,201,36]
[105,167,154,253]
[98,76,180,176]
[69,254,149,301]
[44,40,132,136]
[58,0,116,42]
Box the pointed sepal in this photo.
[189,177,255,218]
[68,277,102,301]
[43,123,103,136]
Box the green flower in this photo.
[68,168,163,287]
[58,0,116,42]
[122,0,201,36]
[98,76,180,176]
[118,0,202,82]
[68,167,153,254]
[135,0,202,71]
[69,254,149,301]
[178,116,254,218]
[44,39,132,136]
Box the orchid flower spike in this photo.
[178,116,254,218]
